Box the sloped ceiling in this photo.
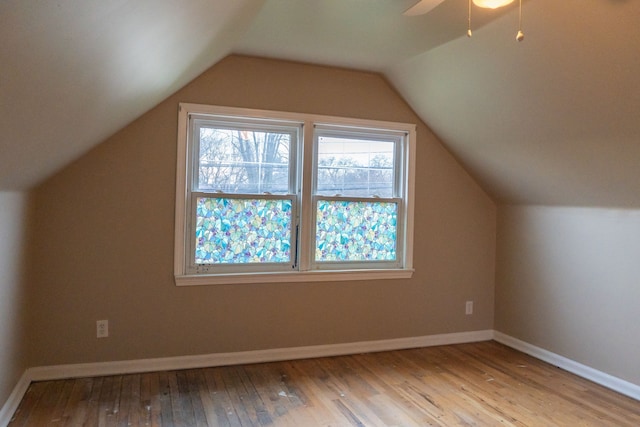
[0,0,264,189]
[2,0,639,207]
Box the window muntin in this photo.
[175,104,415,285]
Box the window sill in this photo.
[175,269,414,286]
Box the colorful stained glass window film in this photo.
[195,197,292,264]
[315,199,397,262]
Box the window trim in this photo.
[174,103,416,286]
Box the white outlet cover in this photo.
[96,320,109,338]
[465,301,474,315]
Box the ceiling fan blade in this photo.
[403,0,447,16]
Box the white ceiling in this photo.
[2,0,639,207]
[0,0,263,189]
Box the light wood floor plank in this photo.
[8,341,640,426]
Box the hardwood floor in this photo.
[8,341,640,426]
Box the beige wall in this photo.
[27,55,496,367]
[0,192,29,407]
[496,205,640,385]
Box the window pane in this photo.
[197,127,291,194]
[316,136,394,197]
[315,200,397,262]
[195,197,292,264]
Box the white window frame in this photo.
[186,115,301,275]
[174,103,415,286]
[311,125,406,271]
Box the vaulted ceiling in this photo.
[2,0,639,207]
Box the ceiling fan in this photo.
[403,0,514,16]
[403,0,524,41]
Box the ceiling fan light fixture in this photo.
[472,0,514,9]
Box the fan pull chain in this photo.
[465,0,524,42]
[467,0,473,37]
[516,0,524,41]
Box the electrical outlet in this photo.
[465,301,474,315]
[96,319,109,338]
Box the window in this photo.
[175,104,415,285]
[187,116,299,275]
[311,126,404,270]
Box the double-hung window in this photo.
[187,115,300,274]
[311,126,405,270]
[175,104,415,285]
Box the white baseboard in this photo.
[0,329,492,426]
[494,331,640,401]
[28,330,493,381]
